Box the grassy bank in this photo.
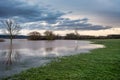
[3,39,120,80]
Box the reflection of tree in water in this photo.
[45,47,53,52]
[44,47,58,57]
[4,43,21,66]
[74,41,79,51]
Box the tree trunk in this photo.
[6,37,13,65]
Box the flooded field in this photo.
[0,39,104,78]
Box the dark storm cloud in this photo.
[24,18,111,30]
[0,0,112,30]
[0,0,65,23]
[54,18,111,30]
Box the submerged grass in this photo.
[3,39,120,80]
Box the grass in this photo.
[3,39,120,80]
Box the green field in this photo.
[3,39,120,80]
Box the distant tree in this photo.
[44,31,55,40]
[74,29,79,36]
[65,33,75,39]
[65,33,79,40]
[55,34,63,40]
[28,31,41,40]
[74,29,80,40]
[1,19,21,44]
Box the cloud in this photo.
[22,18,111,30]
[0,0,112,31]
[41,0,120,27]
[54,18,111,30]
[0,0,65,23]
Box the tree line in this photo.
[0,19,120,41]
[28,31,120,40]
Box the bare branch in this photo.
[1,19,22,38]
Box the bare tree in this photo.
[1,19,21,65]
[1,19,21,44]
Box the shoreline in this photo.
[2,39,120,80]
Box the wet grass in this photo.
[3,39,120,80]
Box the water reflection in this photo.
[0,40,104,78]
[45,47,53,52]
[3,48,21,65]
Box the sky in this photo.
[0,0,120,36]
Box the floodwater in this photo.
[0,39,104,78]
